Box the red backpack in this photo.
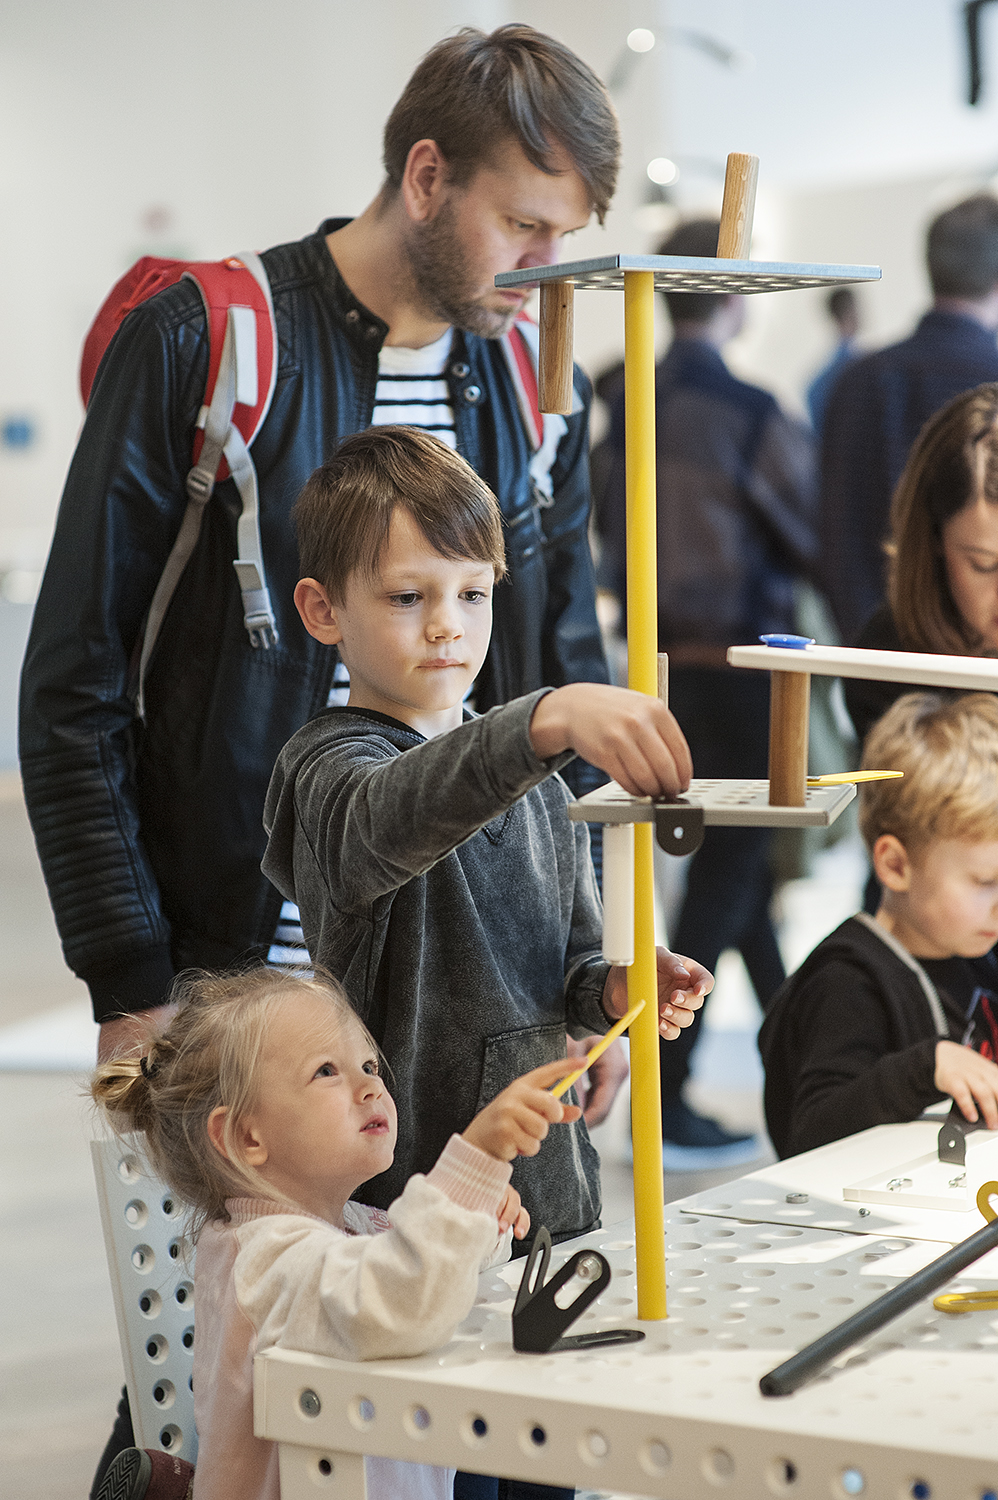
[81,252,279,717]
[82,257,559,717]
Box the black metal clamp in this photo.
[511,1227,645,1354]
[938,1101,989,1166]
[654,801,705,856]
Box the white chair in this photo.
[91,1135,198,1465]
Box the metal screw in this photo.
[886,1177,912,1191]
[300,1389,321,1417]
[576,1255,603,1281]
[949,1174,966,1188]
[858,1207,871,1217]
[785,1192,809,1204]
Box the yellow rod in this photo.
[550,1000,646,1099]
[624,269,667,1321]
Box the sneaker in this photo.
[660,1100,761,1171]
[95,1447,195,1500]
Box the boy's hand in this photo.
[529,684,693,798]
[602,948,712,1040]
[935,1040,998,1128]
[566,1035,629,1126]
[462,1059,582,1162]
[497,1184,531,1240]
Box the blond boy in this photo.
[760,690,998,1158]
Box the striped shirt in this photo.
[268,330,456,969]
[370,329,456,447]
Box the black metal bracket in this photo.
[654,801,705,856]
[966,0,998,105]
[938,1102,989,1165]
[511,1226,645,1354]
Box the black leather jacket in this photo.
[19,221,608,1021]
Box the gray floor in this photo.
[0,770,863,1499]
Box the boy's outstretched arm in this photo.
[529,683,693,798]
[602,948,713,1040]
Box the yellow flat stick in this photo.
[550,1000,647,1100]
[806,770,904,786]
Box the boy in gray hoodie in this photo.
[263,426,711,1240]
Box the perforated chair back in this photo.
[91,1136,198,1464]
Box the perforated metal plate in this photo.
[495,254,881,295]
[257,1211,998,1499]
[675,1121,998,1251]
[91,1136,198,1463]
[569,778,856,828]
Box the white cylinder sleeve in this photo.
[601,822,635,965]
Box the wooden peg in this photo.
[657,652,669,708]
[716,152,759,261]
[538,280,574,414]
[768,669,810,807]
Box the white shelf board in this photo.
[728,642,998,690]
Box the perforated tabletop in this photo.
[257,1209,998,1498]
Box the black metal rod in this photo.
[759,1214,998,1397]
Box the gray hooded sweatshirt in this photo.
[262,689,610,1239]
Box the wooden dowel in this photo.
[769,669,810,807]
[716,152,759,260]
[538,280,574,414]
[657,652,669,708]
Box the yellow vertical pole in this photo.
[624,270,667,1320]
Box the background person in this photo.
[595,218,818,1167]
[821,194,998,643]
[806,286,861,437]
[845,382,998,746]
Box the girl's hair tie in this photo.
[140,1054,159,1080]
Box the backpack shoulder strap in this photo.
[136,253,278,719]
[501,316,578,506]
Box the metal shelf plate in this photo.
[496,254,881,295]
[570,778,856,828]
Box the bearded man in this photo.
[20,24,619,1060]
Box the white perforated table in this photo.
[256,1131,998,1499]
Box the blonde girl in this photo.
[91,966,580,1500]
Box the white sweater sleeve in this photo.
[234,1140,511,1363]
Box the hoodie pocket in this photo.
[477,1022,602,1240]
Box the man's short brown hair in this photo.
[294,426,507,604]
[927,194,998,298]
[859,691,998,853]
[383,25,619,224]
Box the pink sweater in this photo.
[191,1134,512,1500]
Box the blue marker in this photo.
[759,633,815,650]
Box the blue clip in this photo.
[759,634,815,650]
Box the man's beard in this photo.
[404,200,518,340]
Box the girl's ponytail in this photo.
[90,1048,161,1136]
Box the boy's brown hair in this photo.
[294,426,507,603]
[382,24,619,224]
[859,691,998,853]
